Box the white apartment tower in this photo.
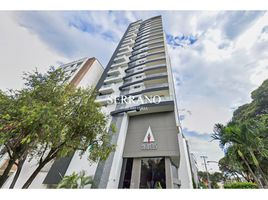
[91,15,192,188]
[1,16,194,189]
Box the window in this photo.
[134,85,141,89]
[140,157,166,189]
[121,158,133,188]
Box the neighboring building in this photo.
[189,153,200,188]
[2,57,104,188]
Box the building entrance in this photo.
[139,157,166,188]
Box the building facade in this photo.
[92,15,192,189]
[1,16,194,189]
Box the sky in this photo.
[1,11,268,172]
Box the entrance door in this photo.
[139,157,166,188]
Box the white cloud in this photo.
[0,12,69,90]
[14,11,120,66]
[167,11,268,137]
[187,135,224,172]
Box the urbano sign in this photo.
[141,126,157,150]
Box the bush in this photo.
[224,182,258,189]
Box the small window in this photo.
[134,85,141,89]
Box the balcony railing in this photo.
[135,32,163,43]
[104,75,123,84]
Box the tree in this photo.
[57,171,92,189]
[0,88,40,187]
[198,171,223,189]
[212,78,268,188]
[0,67,115,188]
[212,121,268,188]
[233,79,268,122]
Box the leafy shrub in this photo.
[224,182,258,189]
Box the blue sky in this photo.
[1,11,268,171]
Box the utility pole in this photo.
[200,155,211,189]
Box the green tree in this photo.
[0,67,115,189]
[212,121,268,188]
[198,171,223,189]
[212,79,268,188]
[0,88,41,187]
[57,171,92,189]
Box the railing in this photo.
[96,94,111,100]
[137,25,163,36]
[135,32,163,43]
[145,83,169,90]
[126,63,166,75]
[105,75,122,81]
[100,83,114,89]
[145,72,167,79]
[136,28,163,41]
[134,35,163,48]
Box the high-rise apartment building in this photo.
[91,15,193,189]
[1,16,194,189]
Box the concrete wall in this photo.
[123,111,180,158]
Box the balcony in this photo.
[145,83,169,90]
[124,73,168,87]
[137,26,163,37]
[113,55,128,63]
[98,83,115,95]
[104,75,123,84]
[146,72,167,79]
[120,72,168,90]
[128,58,146,68]
[129,51,165,66]
[125,32,136,39]
[124,64,167,79]
[107,67,123,76]
[117,46,132,56]
[133,39,164,52]
[127,56,166,71]
[130,46,164,60]
[95,95,112,106]
[111,62,128,69]
[121,38,134,45]
[135,32,163,43]
[134,35,163,48]
[139,24,162,35]
[136,28,163,41]
[132,43,164,56]
[140,21,162,31]
[130,52,147,61]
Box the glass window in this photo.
[140,157,166,189]
[122,158,133,188]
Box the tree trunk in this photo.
[249,150,268,187]
[0,158,16,188]
[22,157,51,189]
[9,155,27,189]
[241,156,263,188]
